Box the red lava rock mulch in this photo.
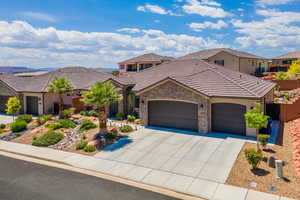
[289,118,300,178]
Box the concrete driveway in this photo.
[0,114,14,125]
[91,128,245,199]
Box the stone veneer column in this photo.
[198,99,209,133]
[140,98,148,126]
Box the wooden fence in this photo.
[280,98,300,122]
[272,80,300,90]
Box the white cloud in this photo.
[137,4,181,16]
[21,12,57,22]
[232,9,300,48]
[0,20,227,68]
[189,20,227,31]
[237,8,244,11]
[256,0,295,7]
[182,0,231,18]
[117,28,141,33]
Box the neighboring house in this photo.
[178,48,268,75]
[118,53,173,73]
[0,67,131,116]
[126,59,275,137]
[270,51,300,72]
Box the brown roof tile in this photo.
[273,51,300,59]
[118,53,174,64]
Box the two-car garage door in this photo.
[148,101,198,132]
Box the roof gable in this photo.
[118,53,173,64]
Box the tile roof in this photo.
[273,51,300,59]
[118,53,174,64]
[179,48,265,60]
[130,59,276,99]
[0,67,128,92]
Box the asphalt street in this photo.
[0,155,179,200]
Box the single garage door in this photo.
[148,101,198,131]
[212,103,246,135]
[0,95,11,113]
[26,96,39,115]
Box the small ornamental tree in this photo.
[47,77,74,118]
[244,103,269,150]
[82,82,122,134]
[6,97,21,122]
[288,59,300,78]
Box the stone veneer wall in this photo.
[139,81,209,133]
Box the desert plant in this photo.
[76,140,88,150]
[46,122,62,130]
[84,145,96,152]
[79,119,97,132]
[257,134,270,148]
[82,82,122,134]
[32,130,64,147]
[288,59,300,77]
[115,112,123,120]
[274,72,291,80]
[56,119,76,129]
[16,114,32,123]
[6,97,21,121]
[13,133,22,137]
[47,77,74,118]
[62,108,75,119]
[244,103,269,150]
[80,110,87,116]
[127,115,136,122]
[10,120,27,133]
[119,125,133,133]
[0,124,6,129]
[37,114,53,125]
[244,148,263,169]
[87,110,98,117]
[0,128,3,134]
[32,134,38,141]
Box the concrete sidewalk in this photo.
[0,140,295,200]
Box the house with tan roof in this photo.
[178,48,269,75]
[270,51,300,72]
[118,53,173,73]
[0,67,131,116]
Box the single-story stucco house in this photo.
[0,67,132,116]
[124,59,276,137]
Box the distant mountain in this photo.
[0,66,57,74]
[96,67,118,72]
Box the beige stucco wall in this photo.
[43,93,73,114]
[139,80,209,133]
[239,58,268,75]
[207,51,240,72]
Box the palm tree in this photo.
[82,82,122,134]
[47,77,74,118]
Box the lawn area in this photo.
[226,122,300,199]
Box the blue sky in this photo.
[0,0,299,68]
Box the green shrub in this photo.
[16,114,32,123]
[10,120,27,133]
[13,132,22,137]
[76,141,88,150]
[115,112,123,120]
[87,110,98,117]
[274,72,291,80]
[127,115,136,122]
[46,122,62,130]
[56,119,76,129]
[62,108,75,119]
[244,148,263,169]
[119,125,133,133]
[84,145,96,152]
[32,130,64,147]
[104,133,116,140]
[79,119,97,132]
[32,134,38,141]
[0,128,3,134]
[81,133,87,140]
[80,111,87,116]
[257,134,270,147]
[37,114,52,125]
[0,124,6,129]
